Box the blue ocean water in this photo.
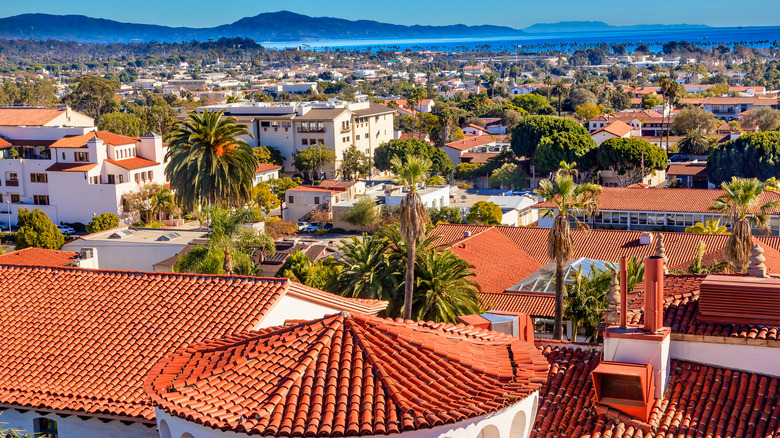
[262,26,780,52]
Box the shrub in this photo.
[265,219,298,238]
[86,213,120,233]
[15,208,64,250]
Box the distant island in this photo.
[0,11,524,44]
[523,21,710,33]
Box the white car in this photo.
[57,224,76,235]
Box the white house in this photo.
[254,163,281,184]
[0,108,167,225]
[385,185,451,210]
[486,195,538,226]
[590,121,636,145]
[442,135,506,165]
[283,180,365,222]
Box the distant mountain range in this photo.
[522,21,710,34]
[0,11,524,44]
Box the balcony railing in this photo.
[297,127,326,133]
[5,180,18,187]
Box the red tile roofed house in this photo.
[0,107,93,127]
[666,162,710,188]
[0,266,387,438]
[442,135,505,165]
[283,180,363,222]
[254,162,281,184]
[590,121,637,145]
[0,114,168,226]
[532,186,780,234]
[0,247,80,267]
[678,96,780,120]
[447,227,542,294]
[146,312,549,438]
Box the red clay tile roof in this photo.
[0,247,79,267]
[256,163,282,173]
[0,108,88,126]
[479,291,556,317]
[458,152,500,164]
[447,228,541,293]
[443,135,498,151]
[627,274,780,340]
[45,162,99,172]
[0,266,387,422]
[431,224,780,273]
[50,131,139,149]
[146,312,549,436]
[533,187,780,215]
[592,121,634,137]
[0,138,11,147]
[666,163,708,177]
[532,345,780,437]
[104,157,159,170]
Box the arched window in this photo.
[158,420,172,438]
[34,418,58,438]
[509,410,528,438]
[477,425,500,438]
[181,433,195,438]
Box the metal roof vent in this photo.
[157,232,181,241]
[698,274,780,325]
[109,230,133,239]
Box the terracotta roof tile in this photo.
[447,228,541,293]
[45,162,99,172]
[592,121,634,137]
[50,131,139,149]
[627,274,780,340]
[444,135,498,151]
[0,266,386,422]
[104,157,159,170]
[0,108,89,126]
[146,313,549,436]
[479,291,556,317]
[0,138,11,147]
[666,163,708,177]
[533,187,780,215]
[0,247,79,267]
[256,163,282,173]
[458,152,500,164]
[432,224,780,273]
[531,346,780,437]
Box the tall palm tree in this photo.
[331,234,400,304]
[554,80,568,116]
[544,75,553,101]
[413,250,482,323]
[535,172,602,340]
[149,185,177,222]
[165,109,257,211]
[709,177,780,272]
[391,154,432,320]
[678,129,710,155]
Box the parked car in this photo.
[323,223,333,232]
[0,224,8,232]
[304,222,320,233]
[297,221,308,231]
[668,154,685,163]
[57,224,76,235]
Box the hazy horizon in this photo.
[2,1,778,29]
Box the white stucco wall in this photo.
[670,336,780,377]
[0,408,157,438]
[61,240,189,272]
[155,390,539,438]
[255,293,349,329]
[604,334,670,399]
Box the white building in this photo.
[201,101,395,177]
[486,195,537,226]
[0,108,167,225]
[385,185,451,210]
[254,163,281,184]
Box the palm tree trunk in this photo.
[403,239,415,320]
[224,247,233,274]
[553,257,565,340]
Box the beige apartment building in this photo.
[199,101,395,178]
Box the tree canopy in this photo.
[707,132,780,184]
[86,213,120,234]
[671,107,720,135]
[510,116,597,176]
[467,201,503,225]
[742,107,780,132]
[62,75,119,120]
[374,138,454,177]
[15,208,64,250]
[292,143,336,182]
[593,137,668,186]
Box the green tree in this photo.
[292,142,336,182]
[678,129,711,155]
[412,249,482,323]
[253,181,280,211]
[391,154,432,320]
[510,116,597,176]
[641,93,662,109]
[275,250,342,289]
[267,177,301,203]
[98,112,144,137]
[374,138,454,177]
[455,162,486,180]
[62,75,119,120]
[511,94,554,115]
[671,107,720,136]
[553,80,568,116]
[575,103,602,121]
[86,213,120,234]
[137,94,177,137]
[341,196,379,228]
[329,234,399,307]
[428,206,464,224]
[687,241,730,274]
[15,208,64,250]
[165,109,257,211]
[535,172,602,340]
[709,177,779,272]
[149,185,177,221]
[685,218,730,234]
[340,144,371,181]
[707,132,780,184]
[489,163,526,189]
[175,207,273,275]
[594,137,668,186]
[467,201,503,225]
[742,107,780,132]
[253,146,285,166]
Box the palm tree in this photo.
[709,177,780,272]
[685,218,730,234]
[165,109,258,211]
[413,249,482,323]
[554,80,568,116]
[687,241,730,274]
[535,172,602,340]
[678,129,710,155]
[544,75,553,101]
[391,155,432,320]
[149,185,177,222]
[331,234,400,305]
[659,77,682,151]
[405,88,426,135]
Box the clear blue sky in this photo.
[4,0,779,28]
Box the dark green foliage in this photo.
[707,132,780,184]
[86,213,120,234]
[593,138,667,186]
[467,201,503,225]
[62,75,119,120]
[340,144,371,181]
[14,208,64,250]
[374,139,454,177]
[511,94,554,115]
[428,206,464,224]
[510,116,597,176]
[341,196,379,227]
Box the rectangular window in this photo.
[33,195,49,205]
[314,196,320,204]
[310,139,316,145]
[30,173,48,183]
[90,176,99,185]
[75,152,89,162]
[108,175,116,184]
[638,213,647,225]
[260,121,270,127]
[302,139,308,146]
[118,175,124,183]
[356,135,361,140]
[62,152,65,160]
[34,418,58,438]
[288,195,294,204]
[10,194,20,203]
[667,214,676,226]
[8,173,17,181]
[147,170,153,180]
[135,173,140,182]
